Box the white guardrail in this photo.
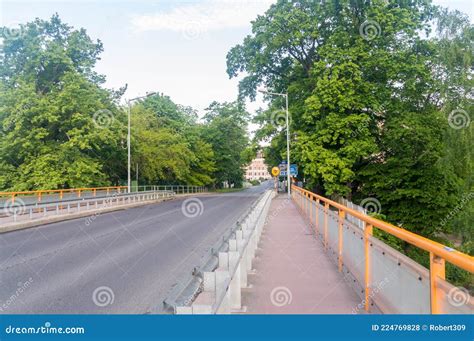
[1,190,176,224]
[174,189,274,314]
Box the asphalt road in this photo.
[0,182,272,314]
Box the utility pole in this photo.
[258,89,291,198]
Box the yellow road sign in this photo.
[271,167,280,177]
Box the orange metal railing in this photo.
[291,184,473,314]
[0,186,127,204]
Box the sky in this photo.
[0,0,473,123]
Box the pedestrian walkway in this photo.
[242,194,363,314]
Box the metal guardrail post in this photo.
[364,223,373,312]
[324,202,329,249]
[429,252,446,314]
[315,198,320,233]
[338,210,345,272]
[305,194,308,217]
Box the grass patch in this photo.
[210,187,246,193]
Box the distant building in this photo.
[245,151,272,181]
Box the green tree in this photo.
[0,14,126,190]
[203,102,249,188]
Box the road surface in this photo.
[0,182,272,314]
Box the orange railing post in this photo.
[305,193,308,216]
[301,193,306,214]
[364,223,373,312]
[338,210,345,272]
[324,202,329,249]
[430,252,446,314]
[315,198,320,233]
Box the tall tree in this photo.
[0,14,126,190]
[203,102,249,188]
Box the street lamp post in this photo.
[258,89,291,198]
[127,92,156,193]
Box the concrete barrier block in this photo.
[219,252,229,269]
[192,292,215,314]
[228,251,240,272]
[236,237,245,253]
[229,265,241,309]
[215,268,230,304]
[229,239,237,252]
[216,290,231,314]
[203,272,216,292]
[176,306,192,314]
[240,252,249,288]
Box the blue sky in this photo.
[1,0,473,120]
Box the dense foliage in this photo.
[0,15,250,191]
[227,0,473,286]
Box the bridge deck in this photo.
[242,194,364,314]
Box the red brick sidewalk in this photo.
[242,194,363,314]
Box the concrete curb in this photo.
[0,192,212,234]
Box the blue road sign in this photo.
[279,164,297,177]
[290,164,298,176]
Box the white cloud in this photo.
[130,0,273,34]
